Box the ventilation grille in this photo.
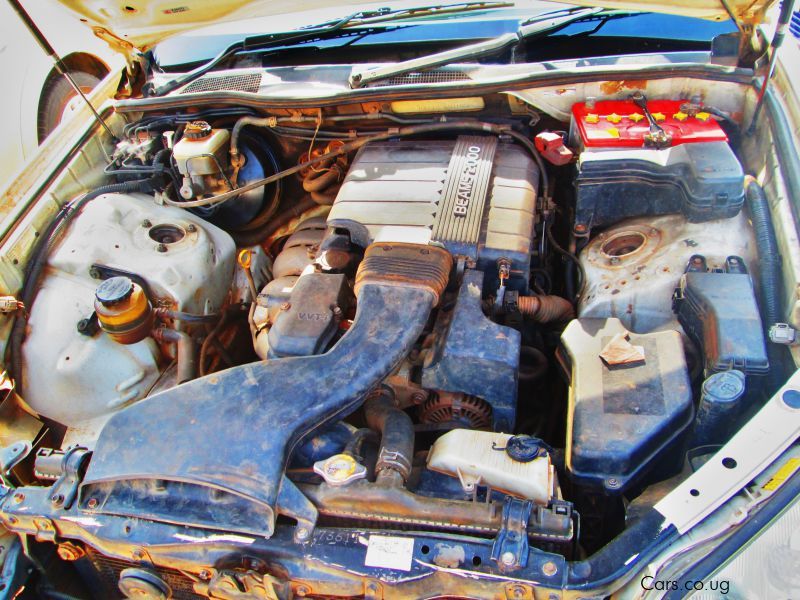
[181,72,262,94]
[369,70,471,87]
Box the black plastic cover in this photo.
[575,141,744,232]
[673,269,769,375]
[268,273,352,358]
[559,318,693,493]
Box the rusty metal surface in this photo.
[355,242,452,306]
[301,480,573,542]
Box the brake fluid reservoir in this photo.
[173,121,230,176]
[427,430,555,504]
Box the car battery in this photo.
[569,99,744,234]
[571,99,729,149]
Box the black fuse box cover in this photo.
[559,318,694,493]
[674,271,769,375]
[575,141,744,233]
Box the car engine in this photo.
[1,89,788,598]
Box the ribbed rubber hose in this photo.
[745,178,782,328]
[745,177,788,389]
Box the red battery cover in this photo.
[572,100,728,148]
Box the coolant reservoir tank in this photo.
[173,121,230,176]
[94,276,153,344]
[427,430,555,505]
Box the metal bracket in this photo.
[276,476,318,543]
[491,497,532,572]
[204,570,281,600]
[0,441,31,474]
[47,447,91,509]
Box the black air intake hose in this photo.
[80,243,452,538]
[745,178,783,327]
[745,177,788,389]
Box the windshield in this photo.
[151,1,736,72]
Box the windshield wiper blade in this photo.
[151,1,513,97]
[349,7,614,88]
[306,1,513,29]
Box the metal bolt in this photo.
[187,223,197,233]
[410,391,428,405]
[280,302,291,311]
[609,256,621,266]
[141,219,152,228]
[332,306,342,317]
[500,551,516,567]
[296,584,311,597]
[606,478,620,489]
[6,517,16,525]
[542,561,558,577]
[50,494,64,505]
[156,243,168,253]
[86,498,98,509]
[574,224,588,234]
[57,543,85,562]
[88,266,102,279]
[132,548,145,560]
[509,584,526,598]
[198,570,211,581]
[12,493,24,504]
[296,527,310,541]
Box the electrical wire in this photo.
[162,120,550,210]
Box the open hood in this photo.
[55,0,776,57]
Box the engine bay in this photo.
[2,84,793,598]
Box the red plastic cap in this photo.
[535,132,574,166]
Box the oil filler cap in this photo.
[505,435,550,463]
[95,276,134,306]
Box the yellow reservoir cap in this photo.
[94,277,154,344]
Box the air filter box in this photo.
[559,318,693,493]
[673,260,769,376]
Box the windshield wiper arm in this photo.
[349,6,611,88]
[151,1,513,97]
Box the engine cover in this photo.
[327,136,538,289]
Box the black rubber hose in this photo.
[364,387,414,484]
[8,170,166,387]
[343,428,378,462]
[745,178,788,389]
[745,178,783,328]
[231,195,318,247]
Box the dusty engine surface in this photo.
[2,90,790,599]
[328,135,538,288]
